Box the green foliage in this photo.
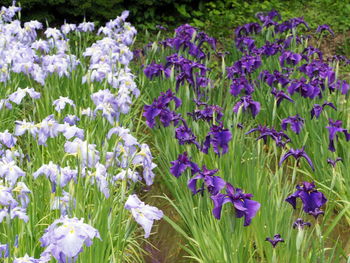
[184,0,350,45]
[5,0,350,52]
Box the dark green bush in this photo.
[3,0,350,46]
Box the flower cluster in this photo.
[83,12,139,120]
[286,181,327,218]
[0,4,163,261]
[39,216,101,262]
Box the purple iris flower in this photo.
[211,183,260,226]
[235,37,256,53]
[327,157,342,168]
[246,125,291,147]
[144,62,171,80]
[288,78,321,99]
[188,100,223,123]
[230,77,254,96]
[261,41,281,56]
[166,54,209,91]
[329,80,349,95]
[302,46,323,61]
[286,182,327,217]
[293,218,311,229]
[170,152,200,178]
[281,114,305,134]
[299,60,334,80]
[188,166,224,196]
[233,95,261,118]
[174,24,196,42]
[310,102,336,119]
[227,55,261,77]
[235,23,261,37]
[175,120,199,148]
[265,234,284,248]
[259,70,290,88]
[275,17,309,33]
[164,26,216,59]
[256,10,281,27]
[326,119,350,152]
[164,25,212,59]
[279,147,314,171]
[246,125,271,144]
[316,24,334,37]
[196,31,217,50]
[279,51,302,66]
[143,89,181,128]
[308,208,325,218]
[271,88,294,106]
[202,123,232,155]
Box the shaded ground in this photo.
[144,184,190,263]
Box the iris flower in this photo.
[175,120,199,147]
[279,147,314,171]
[143,89,181,128]
[316,24,334,37]
[310,102,336,119]
[211,183,260,226]
[326,119,350,152]
[170,152,200,178]
[271,88,294,106]
[64,138,100,168]
[230,77,254,96]
[125,194,163,238]
[327,157,342,167]
[202,122,232,155]
[279,51,302,66]
[233,95,261,118]
[0,243,9,258]
[52,96,75,112]
[246,125,290,147]
[188,101,223,123]
[40,216,100,261]
[281,114,304,134]
[188,165,224,195]
[265,234,284,248]
[144,62,170,80]
[293,218,311,229]
[286,182,327,217]
[8,87,40,104]
[0,206,29,223]
[0,159,25,186]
